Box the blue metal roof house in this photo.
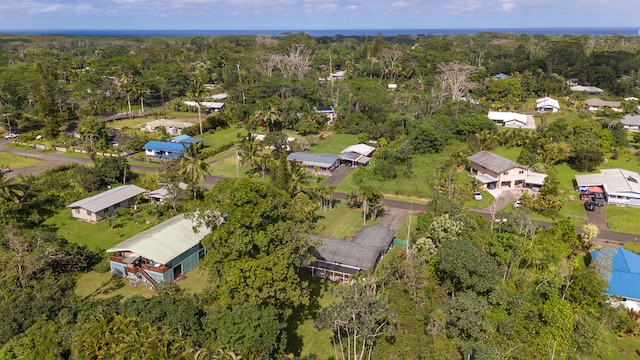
[142,141,186,159]
[592,248,640,311]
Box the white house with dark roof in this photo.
[286,152,340,175]
[66,185,146,222]
[536,97,560,113]
[107,214,211,288]
[575,168,640,207]
[306,225,395,283]
[468,151,546,190]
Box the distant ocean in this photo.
[1,28,639,37]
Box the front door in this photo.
[173,264,182,279]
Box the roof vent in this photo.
[628,176,638,183]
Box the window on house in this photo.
[503,171,509,175]
[519,170,524,174]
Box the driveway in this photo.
[323,165,353,186]
[585,205,607,228]
[471,188,524,214]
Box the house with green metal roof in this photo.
[106,214,211,288]
[592,248,640,311]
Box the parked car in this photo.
[593,193,605,206]
[513,200,522,208]
[584,201,596,211]
[0,168,10,174]
[4,133,18,139]
[474,192,483,200]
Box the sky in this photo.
[0,0,638,31]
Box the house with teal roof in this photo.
[592,248,640,311]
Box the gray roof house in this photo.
[306,225,395,282]
[67,185,146,222]
[107,214,211,288]
[287,152,340,175]
[467,151,546,190]
[621,114,640,132]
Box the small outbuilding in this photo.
[66,185,146,222]
[107,214,211,288]
[487,111,534,129]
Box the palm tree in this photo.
[238,137,261,176]
[119,74,136,118]
[476,129,498,150]
[187,78,207,135]
[0,173,24,203]
[287,161,312,195]
[179,142,211,198]
[252,106,281,132]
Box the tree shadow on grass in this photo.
[284,268,334,357]
[86,276,126,298]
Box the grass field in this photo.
[44,208,161,251]
[75,270,156,299]
[0,152,44,168]
[308,133,360,154]
[606,206,640,234]
[313,202,379,240]
[289,271,341,358]
[600,331,640,360]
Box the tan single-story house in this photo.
[586,98,622,112]
[468,151,546,190]
[66,185,146,222]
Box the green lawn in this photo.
[313,202,379,240]
[198,126,245,149]
[0,152,44,168]
[599,331,640,360]
[75,271,155,299]
[289,271,340,358]
[336,150,449,198]
[623,242,640,255]
[606,206,640,234]
[44,208,161,251]
[309,134,360,154]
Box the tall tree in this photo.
[179,142,211,198]
[196,179,314,318]
[187,77,207,135]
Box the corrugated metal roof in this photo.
[66,185,146,213]
[468,151,526,174]
[536,97,560,110]
[142,141,186,152]
[575,168,640,196]
[287,152,339,168]
[308,225,395,270]
[622,115,640,127]
[106,214,211,265]
[341,143,376,157]
[592,248,640,301]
